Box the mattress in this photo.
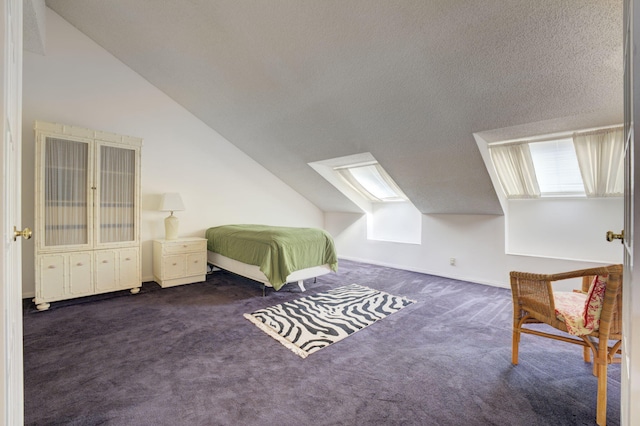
[205,224,338,290]
[207,251,332,288]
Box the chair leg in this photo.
[596,360,608,426]
[585,346,598,376]
[512,326,520,365]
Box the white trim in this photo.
[487,124,623,147]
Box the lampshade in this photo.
[159,193,185,212]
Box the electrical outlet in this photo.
[449,257,456,266]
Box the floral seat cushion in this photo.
[554,275,608,336]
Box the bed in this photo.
[205,224,338,292]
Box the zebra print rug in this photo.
[243,283,415,358]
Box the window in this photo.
[308,153,421,244]
[489,126,623,199]
[528,138,585,196]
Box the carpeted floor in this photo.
[22,259,620,425]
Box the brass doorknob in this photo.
[606,230,624,243]
[13,226,32,241]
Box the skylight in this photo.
[335,162,407,202]
[308,153,421,244]
[488,127,624,199]
[528,138,585,196]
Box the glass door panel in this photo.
[44,137,89,247]
[98,145,136,243]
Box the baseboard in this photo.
[22,276,158,300]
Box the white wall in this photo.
[507,198,623,262]
[326,211,623,289]
[20,9,323,297]
[369,202,421,244]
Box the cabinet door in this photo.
[118,248,139,289]
[95,250,117,292]
[186,252,207,276]
[68,252,93,296]
[37,254,66,301]
[95,143,139,246]
[163,255,186,279]
[39,137,92,250]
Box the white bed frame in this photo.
[207,251,332,292]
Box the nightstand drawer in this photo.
[162,240,206,255]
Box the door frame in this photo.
[622,1,639,424]
[0,0,24,424]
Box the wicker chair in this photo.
[510,264,623,426]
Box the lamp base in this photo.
[165,214,179,240]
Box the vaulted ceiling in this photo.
[40,0,622,214]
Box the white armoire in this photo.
[34,121,143,310]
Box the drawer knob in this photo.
[194,260,198,263]
[173,263,177,266]
[76,262,83,266]
[125,257,131,261]
[48,265,55,269]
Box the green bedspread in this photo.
[205,224,338,290]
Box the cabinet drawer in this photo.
[163,240,206,254]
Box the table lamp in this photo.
[160,193,185,240]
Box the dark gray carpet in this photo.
[23,259,620,425]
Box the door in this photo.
[622,1,640,424]
[36,136,92,251]
[0,0,23,424]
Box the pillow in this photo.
[583,274,608,331]
[554,291,588,335]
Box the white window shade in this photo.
[489,144,540,198]
[573,127,624,197]
[336,163,407,202]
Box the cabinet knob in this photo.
[76,263,83,266]
[102,260,108,263]
[48,265,55,269]
[172,263,177,266]
[125,257,131,261]
[194,260,199,263]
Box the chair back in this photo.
[596,265,623,340]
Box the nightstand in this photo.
[153,237,207,288]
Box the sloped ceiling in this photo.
[42,0,623,214]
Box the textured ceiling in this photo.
[43,0,623,214]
